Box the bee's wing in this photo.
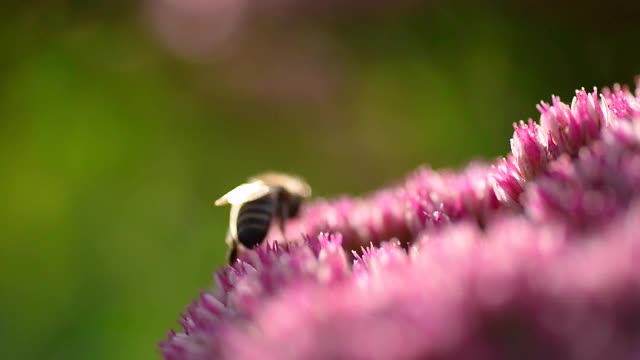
[214,181,272,206]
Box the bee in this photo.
[214,172,312,264]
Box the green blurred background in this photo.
[1,1,638,359]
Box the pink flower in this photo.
[161,77,640,359]
[511,120,548,180]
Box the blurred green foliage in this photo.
[0,2,638,359]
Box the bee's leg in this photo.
[278,203,289,243]
[227,242,238,265]
[225,230,239,264]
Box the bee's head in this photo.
[287,196,303,218]
[249,172,312,199]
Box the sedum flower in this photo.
[161,78,640,359]
[510,119,549,180]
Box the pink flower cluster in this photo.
[161,78,640,359]
[269,79,639,251]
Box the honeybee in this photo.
[215,172,312,264]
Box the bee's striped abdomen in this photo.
[236,195,275,249]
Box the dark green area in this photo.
[0,2,637,359]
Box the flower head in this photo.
[162,77,640,359]
[511,120,549,179]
